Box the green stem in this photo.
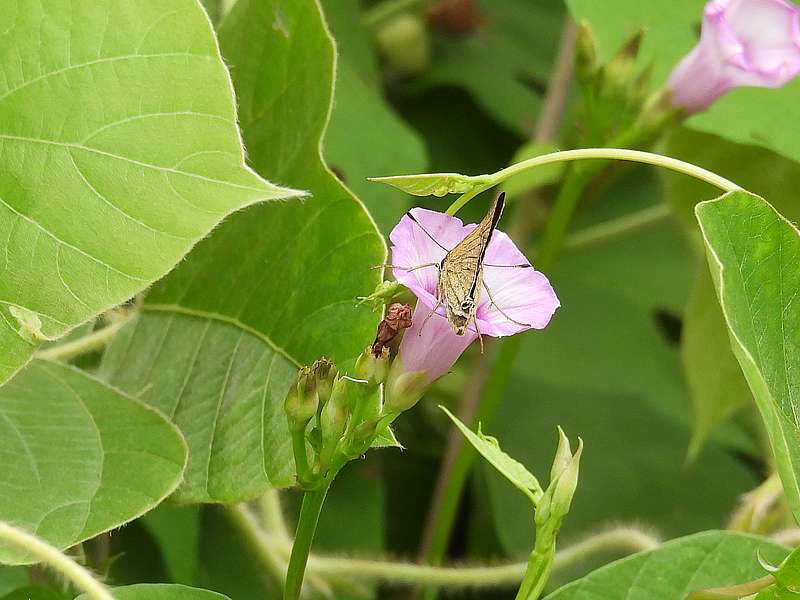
[445,147,740,216]
[237,521,658,589]
[0,522,113,600]
[291,431,313,486]
[225,504,288,592]
[515,546,555,600]
[284,486,330,600]
[561,203,671,252]
[37,315,132,362]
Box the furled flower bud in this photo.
[284,366,318,433]
[312,357,337,409]
[374,13,431,76]
[667,0,800,113]
[598,29,645,101]
[549,438,583,519]
[536,430,583,527]
[356,346,391,385]
[575,21,599,84]
[319,376,351,467]
[384,363,429,414]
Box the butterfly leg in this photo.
[372,262,439,272]
[472,317,485,354]
[418,299,443,337]
[482,281,531,328]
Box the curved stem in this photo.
[284,486,330,600]
[445,147,740,216]
[0,522,114,600]
[491,148,740,193]
[313,525,657,587]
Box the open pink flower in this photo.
[384,207,559,406]
[667,0,800,113]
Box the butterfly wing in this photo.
[439,193,505,334]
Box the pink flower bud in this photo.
[667,0,800,113]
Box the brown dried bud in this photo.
[371,302,413,356]
[427,0,485,37]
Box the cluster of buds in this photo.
[536,428,583,530]
[576,0,800,145]
[284,303,416,489]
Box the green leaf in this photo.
[141,504,201,586]
[566,1,800,166]
[664,128,800,454]
[771,545,800,590]
[369,173,491,197]
[0,0,301,385]
[683,265,754,459]
[696,191,800,522]
[441,406,542,505]
[1,587,68,600]
[325,61,428,233]
[545,531,788,600]
[0,569,25,597]
[79,584,230,600]
[101,0,386,503]
[0,361,187,564]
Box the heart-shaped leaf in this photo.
[696,191,800,522]
[100,0,388,503]
[0,0,301,385]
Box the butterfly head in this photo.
[447,297,476,335]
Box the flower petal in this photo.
[397,303,477,382]
[476,230,560,337]
[389,208,475,310]
[668,0,800,112]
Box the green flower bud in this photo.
[599,28,645,100]
[575,21,599,84]
[549,426,573,484]
[312,357,337,408]
[284,366,319,432]
[550,438,583,519]
[374,13,431,77]
[319,376,351,467]
[355,346,390,385]
[343,418,380,459]
[384,361,429,414]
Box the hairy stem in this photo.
[561,203,671,252]
[225,504,288,592]
[0,522,113,600]
[246,523,659,588]
[284,487,330,600]
[37,315,131,362]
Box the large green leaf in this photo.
[101,0,386,503]
[79,584,230,600]
[545,531,787,600]
[696,191,800,521]
[0,0,300,385]
[566,0,800,166]
[0,361,186,564]
[664,128,800,455]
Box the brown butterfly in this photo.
[390,192,529,351]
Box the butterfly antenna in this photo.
[407,211,451,253]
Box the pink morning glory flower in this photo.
[667,0,800,113]
[382,207,559,412]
